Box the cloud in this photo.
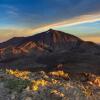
[27,12,100,33]
[1,12,99,41]
[0,0,100,43]
[0,0,100,28]
[7,10,19,17]
[0,4,19,19]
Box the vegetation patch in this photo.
[4,78,31,92]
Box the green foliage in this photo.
[5,78,31,92]
[0,68,6,72]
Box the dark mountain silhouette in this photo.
[0,29,83,49]
[0,37,25,48]
[0,29,100,74]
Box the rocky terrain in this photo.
[0,69,100,100]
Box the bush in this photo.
[5,78,30,92]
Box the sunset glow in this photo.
[0,0,100,43]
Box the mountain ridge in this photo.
[0,29,100,74]
[0,29,83,48]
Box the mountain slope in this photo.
[0,37,25,48]
[0,29,100,74]
[0,29,85,59]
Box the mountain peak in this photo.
[0,29,83,49]
[45,29,59,35]
[47,29,56,32]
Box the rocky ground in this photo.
[0,69,100,100]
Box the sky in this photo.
[0,0,100,43]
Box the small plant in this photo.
[6,69,30,80]
[5,78,31,92]
[80,85,93,96]
[0,68,6,72]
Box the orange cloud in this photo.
[29,12,100,33]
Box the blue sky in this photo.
[56,21,100,36]
[0,0,100,42]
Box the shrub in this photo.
[5,78,30,92]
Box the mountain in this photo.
[0,37,25,48]
[0,29,100,74]
[0,29,82,49]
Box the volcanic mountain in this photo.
[0,29,82,49]
[0,29,100,74]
